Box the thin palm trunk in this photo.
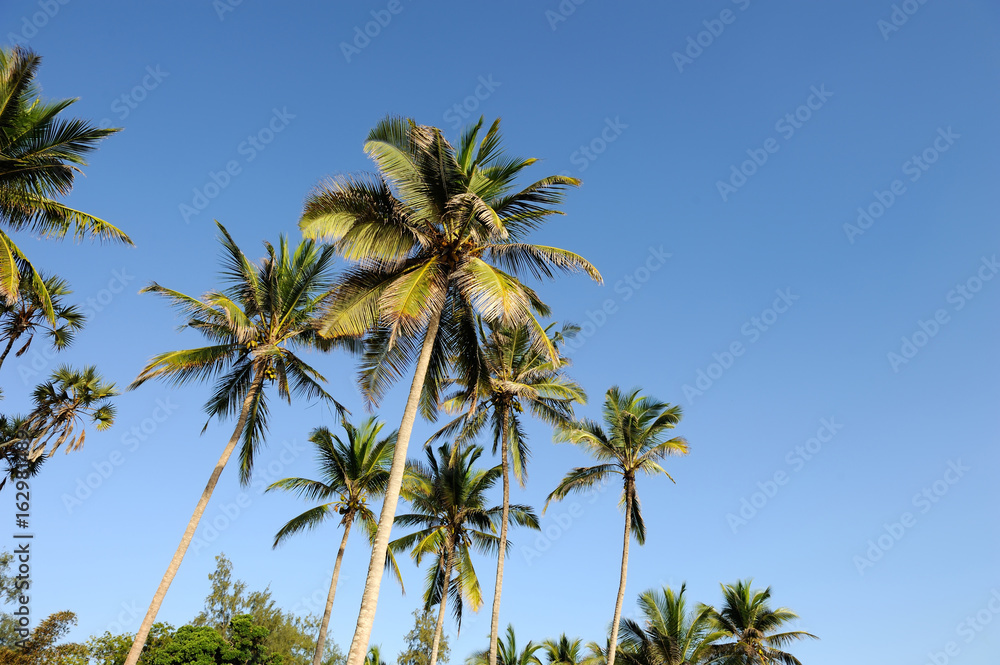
[313,517,353,665]
[429,542,456,665]
[124,370,265,665]
[487,412,510,665]
[607,479,632,665]
[345,305,445,665]
[0,334,18,369]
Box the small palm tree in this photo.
[300,116,600,665]
[391,442,539,665]
[618,584,719,665]
[0,46,131,317]
[365,646,389,665]
[434,321,585,665]
[22,364,117,459]
[123,223,347,665]
[266,417,400,665]
[546,387,690,665]
[0,271,84,370]
[702,580,817,665]
[468,625,543,665]
[542,635,584,665]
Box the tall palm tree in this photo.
[0,270,84,370]
[0,46,131,317]
[435,321,584,665]
[468,625,543,665]
[122,223,347,665]
[542,635,585,665]
[22,364,117,460]
[617,584,719,665]
[265,417,400,665]
[299,116,600,665]
[545,387,690,665]
[702,580,817,665]
[391,442,539,665]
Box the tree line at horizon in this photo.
[0,45,818,665]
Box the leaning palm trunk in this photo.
[429,543,456,665]
[487,421,511,665]
[0,335,18,369]
[314,518,353,665]
[124,371,264,665]
[607,481,632,665]
[345,307,445,665]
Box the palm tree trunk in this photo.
[429,544,456,665]
[606,479,632,665]
[488,410,510,665]
[123,371,265,665]
[345,305,445,665]
[0,334,18,370]
[313,518,353,665]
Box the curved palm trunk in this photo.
[0,334,18,370]
[313,519,353,665]
[123,371,265,665]
[429,543,456,665]
[606,479,632,665]
[345,306,445,665]
[487,414,510,665]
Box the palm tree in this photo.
[365,646,389,665]
[0,46,131,317]
[265,417,400,665]
[468,625,543,665]
[435,321,584,665]
[299,116,600,665]
[391,442,539,665]
[542,635,585,665]
[545,387,690,665]
[617,584,719,665]
[22,364,117,460]
[0,415,44,491]
[122,223,347,665]
[701,580,817,665]
[0,270,84,370]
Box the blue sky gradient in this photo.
[1,1,998,664]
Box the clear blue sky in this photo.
[2,1,998,663]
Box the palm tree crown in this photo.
[0,270,84,370]
[130,222,346,483]
[702,580,817,665]
[618,584,720,665]
[24,364,117,459]
[0,46,131,317]
[468,625,544,665]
